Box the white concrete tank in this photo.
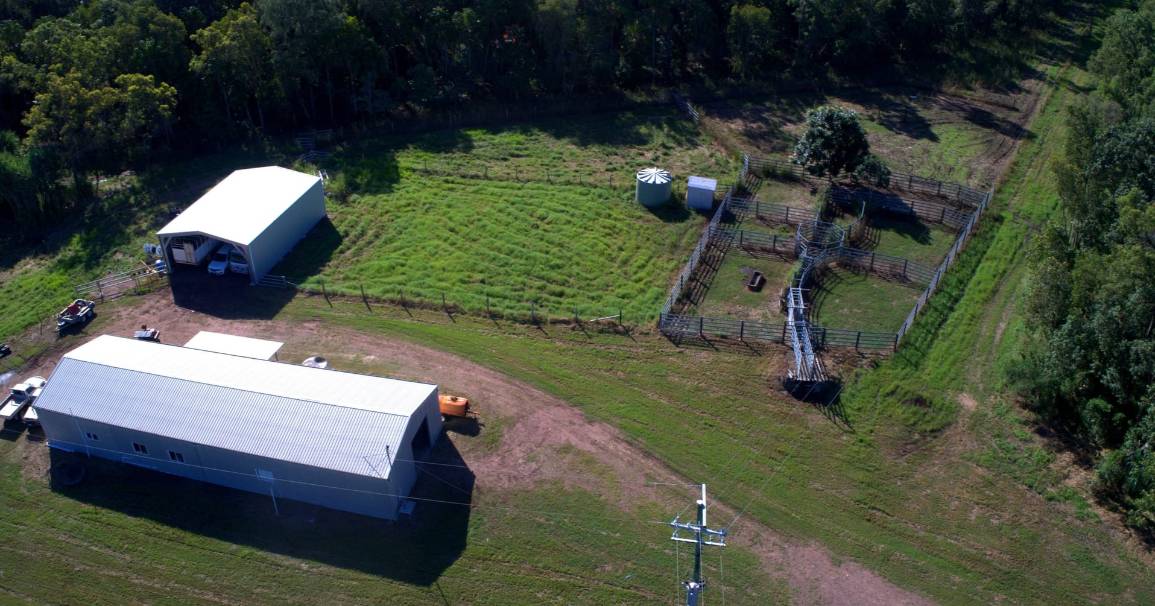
[636,167,672,208]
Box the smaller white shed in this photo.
[686,176,718,211]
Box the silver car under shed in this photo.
[157,166,325,284]
[33,335,443,520]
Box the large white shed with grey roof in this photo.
[157,166,324,284]
[34,335,442,519]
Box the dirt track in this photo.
[6,290,932,605]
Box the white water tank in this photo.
[636,167,672,208]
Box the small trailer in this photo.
[439,394,474,420]
[0,376,46,423]
[134,325,161,342]
[56,299,95,333]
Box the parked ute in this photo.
[0,376,46,423]
[228,248,248,275]
[207,244,233,276]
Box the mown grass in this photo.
[335,108,739,189]
[691,251,792,323]
[251,57,1155,605]
[868,216,958,267]
[812,270,922,332]
[0,433,783,605]
[279,177,704,321]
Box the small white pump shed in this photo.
[686,176,718,211]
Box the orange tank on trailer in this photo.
[438,394,472,418]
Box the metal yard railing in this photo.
[829,187,972,229]
[743,154,988,208]
[74,266,166,302]
[895,189,993,344]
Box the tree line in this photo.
[1017,1,1155,532]
[0,0,1064,231]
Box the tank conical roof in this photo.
[636,167,671,184]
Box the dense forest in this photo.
[1018,0,1155,532]
[0,0,1064,230]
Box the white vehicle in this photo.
[207,244,233,276]
[0,376,47,423]
[228,247,248,275]
[21,405,39,427]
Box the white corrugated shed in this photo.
[686,175,717,211]
[157,166,325,284]
[184,331,284,360]
[34,336,437,479]
[158,167,320,246]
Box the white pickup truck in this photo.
[0,376,47,424]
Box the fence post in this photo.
[941,206,946,223]
[855,331,861,352]
[870,252,875,271]
[360,284,370,310]
[321,280,330,306]
[902,259,909,280]
[785,207,790,223]
[531,301,537,324]
[698,316,704,338]
[739,320,745,341]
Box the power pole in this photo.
[670,484,727,606]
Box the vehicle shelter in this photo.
[34,335,443,520]
[157,166,325,284]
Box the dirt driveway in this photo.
[10,291,931,606]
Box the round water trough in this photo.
[302,355,330,369]
[636,167,672,208]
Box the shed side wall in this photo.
[247,180,326,283]
[38,408,399,519]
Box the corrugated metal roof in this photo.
[157,167,321,246]
[184,331,283,360]
[34,336,437,479]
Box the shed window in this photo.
[84,432,99,441]
[132,442,148,455]
[168,451,185,463]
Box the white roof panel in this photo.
[157,166,321,246]
[687,176,717,190]
[184,331,284,360]
[34,336,438,478]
